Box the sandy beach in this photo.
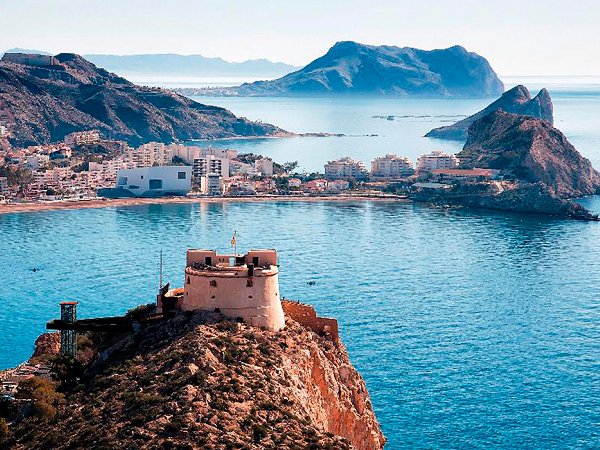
[0,195,409,215]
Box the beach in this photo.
[0,194,408,214]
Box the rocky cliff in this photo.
[232,41,503,98]
[426,85,553,140]
[458,110,600,198]
[0,54,287,147]
[8,309,385,450]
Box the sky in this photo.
[1,0,599,76]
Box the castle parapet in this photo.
[282,300,339,341]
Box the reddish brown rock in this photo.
[10,309,385,450]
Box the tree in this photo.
[282,161,298,174]
[15,377,64,421]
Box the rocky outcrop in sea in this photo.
[426,85,553,141]
[459,110,600,198]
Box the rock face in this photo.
[10,310,385,450]
[0,53,286,147]
[458,110,600,198]
[31,332,60,358]
[235,41,504,98]
[426,85,554,140]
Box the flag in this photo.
[231,231,237,247]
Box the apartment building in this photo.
[371,154,414,178]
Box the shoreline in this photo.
[0,195,409,215]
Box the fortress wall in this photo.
[183,270,284,331]
[282,300,339,341]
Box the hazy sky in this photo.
[1,0,599,75]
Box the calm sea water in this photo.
[1,201,599,449]
[2,78,600,449]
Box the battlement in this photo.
[282,300,339,341]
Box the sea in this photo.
[1,76,599,449]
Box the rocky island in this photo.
[425,85,554,141]
[188,41,504,98]
[416,110,600,220]
[0,53,287,147]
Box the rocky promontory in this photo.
[4,307,385,449]
[458,110,600,198]
[228,41,504,98]
[0,53,287,147]
[415,110,600,220]
[426,85,553,140]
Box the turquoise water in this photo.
[1,201,599,449]
[2,80,600,448]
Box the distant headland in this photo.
[178,41,504,98]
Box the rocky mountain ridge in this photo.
[230,41,504,98]
[0,53,286,147]
[426,85,554,140]
[7,308,385,450]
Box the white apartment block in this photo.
[324,157,368,180]
[200,173,224,196]
[192,155,230,182]
[255,158,274,177]
[371,154,414,178]
[417,151,460,172]
[26,154,50,170]
[171,145,238,164]
[64,130,101,147]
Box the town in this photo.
[0,128,500,204]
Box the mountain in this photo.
[83,54,299,78]
[458,110,600,198]
[426,85,553,140]
[233,41,504,97]
[0,53,286,147]
[7,308,385,449]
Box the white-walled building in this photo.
[200,173,224,196]
[417,151,460,172]
[101,166,192,197]
[254,158,274,177]
[371,154,414,178]
[26,154,50,170]
[64,130,101,147]
[193,156,229,182]
[324,157,367,180]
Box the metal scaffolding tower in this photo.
[59,301,78,357]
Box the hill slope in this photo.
[426,85,553,140]
[9,310,385,450]
[234,41,504,97]
[458,110,600,198]
[0,53,286,147]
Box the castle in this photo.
[159,249,286,331]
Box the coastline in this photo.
[0,195,409,215]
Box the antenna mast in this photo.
[159,249,163,293]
